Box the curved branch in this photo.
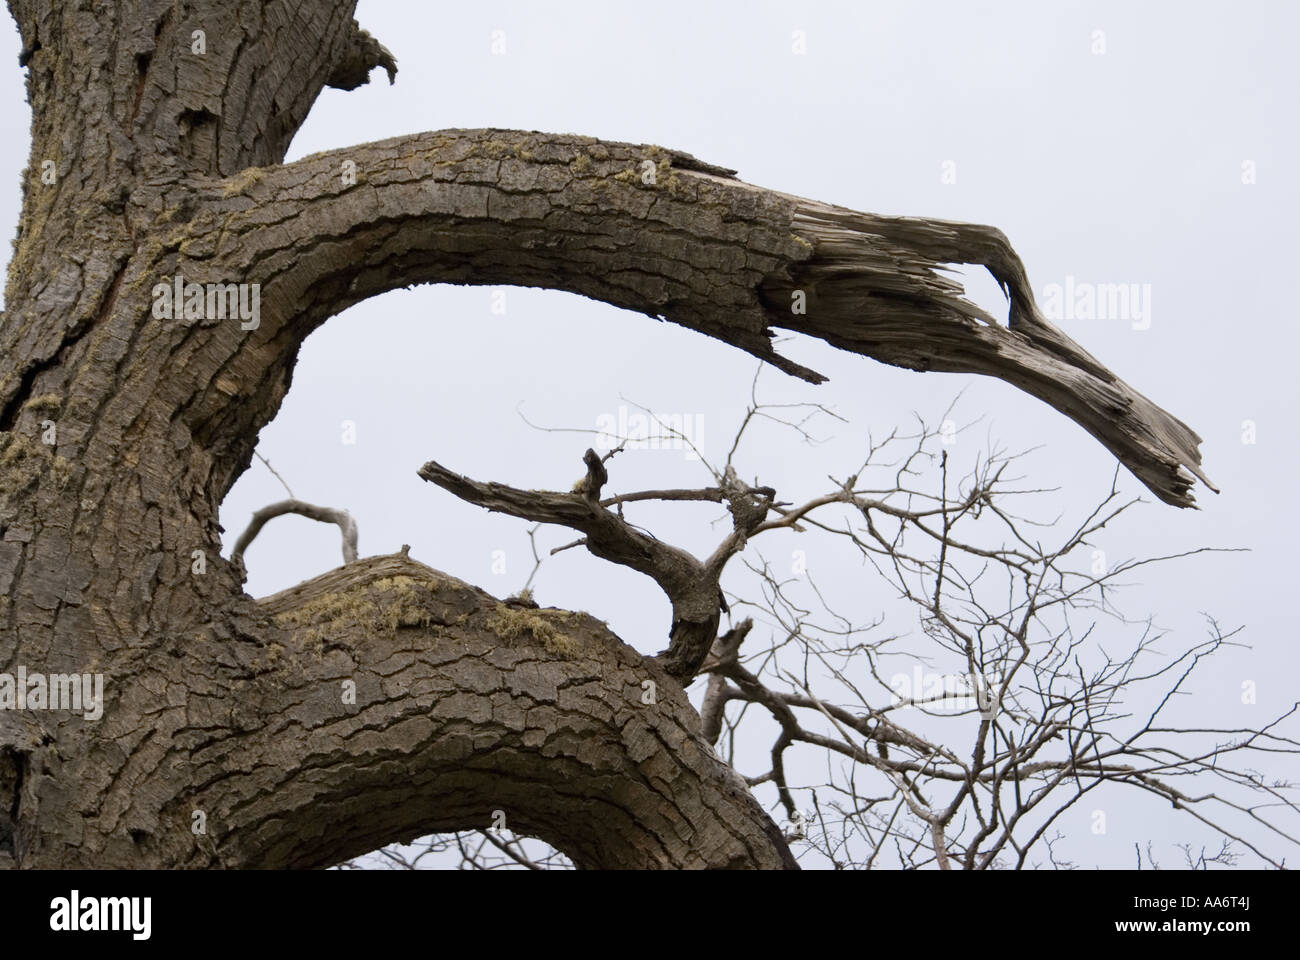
[189,554,797,869]
[230,499,359,573]
[200,128,1213,507]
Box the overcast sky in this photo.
[1,0,1294,868]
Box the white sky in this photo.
[1,0,1294,868]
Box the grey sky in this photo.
[1,0,1293,867]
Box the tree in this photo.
[338,395,1298,870]
[0,3,1246,869]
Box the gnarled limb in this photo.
[418,456,726,681]
[419,448,780,681]
[191,555,795,869]
[191,127,1214,507]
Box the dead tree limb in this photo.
[199,129,1216,507]
[231,499,359,577]
[418,452,773,681]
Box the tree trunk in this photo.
[0,1,1206,869]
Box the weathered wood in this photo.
[239,554,796,869]
[230,499,359,576]
[418,457,724,681]
[189,128,1212,508]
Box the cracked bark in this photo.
[0,0,797,870]
[0,0,1205,869]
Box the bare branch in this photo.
[254,450,296,499]
[231,499,359,575]
[418,453,724,680]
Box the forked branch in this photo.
[418,451,773,680]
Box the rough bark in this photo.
[183,127,1212,508]
[0,0,1206,869]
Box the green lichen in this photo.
[25,394,61,413]
[609,154,688,194]
[221,166,267,198]
[488,605,580,659]
[0,433,72,488]
[273,574,438,647]
[0,433,44,469]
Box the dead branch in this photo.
[418,452,773,681]
[231,499,359,579]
